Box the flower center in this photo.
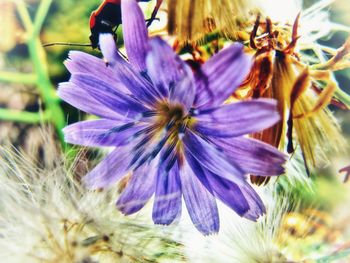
[155,102,193,136]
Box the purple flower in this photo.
[58,0,286,234]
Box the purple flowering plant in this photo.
[58,0,286,234]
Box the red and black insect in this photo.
[89,0,163,49]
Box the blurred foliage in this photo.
[0,0,66,149]
[42,0,102,81]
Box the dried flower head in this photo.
[58,0,286,234]
[237,12,349,184]
[0,145,183,263]
[166,0,260,42]
[164,0,345,44]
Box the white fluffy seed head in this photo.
[180,185,302,263]
[0,145,183,263]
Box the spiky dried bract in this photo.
[166,0,260,42]
[238,10,348,184]
[165,0,346,44]
[0,147,183,263]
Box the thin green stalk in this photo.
[329,72,350,109]
[27,38,66,143]
[0,108,46,124]
[316,248,350,263]
[31,0,53,39]
[0,72,37,85]
[15,0,33,32]
[335,87,350,108]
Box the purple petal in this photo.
[215,137,286,176]
[121,0,149,72]
[145,37,196,110]
[152,160,182,225]
[63,119,145,147]
[83,147,131,189]
[239,184,266,220]
[203,167,264,220]
[99,34,162,105]
[64,51,126,92]
[116,161,157,215]
[112,55,162,105]
[70,73,148,118]
[187,154,264,220]
[183,131,245,186]
[146,37,195,100]
[180,159,220,235]
[64,51,105,74]
[195,99,280,137]
[209,176,251,218]
[170,69,196,112]
[58,82,118,119]
[194,43,252,108]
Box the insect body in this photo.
[89,0,163,49]
[89,0,122,49]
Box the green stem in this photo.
[0,72,37,85]
[328,73,350,109]
[31,0,53,39]
[15,0,33,32]
[0,108,47,123]
[335,87,350,108]
[316,248,350,263]
[27,38,66,143]
[16,0,66,146]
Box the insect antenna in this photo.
[43,40,129,61]
[43,42,92,48]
